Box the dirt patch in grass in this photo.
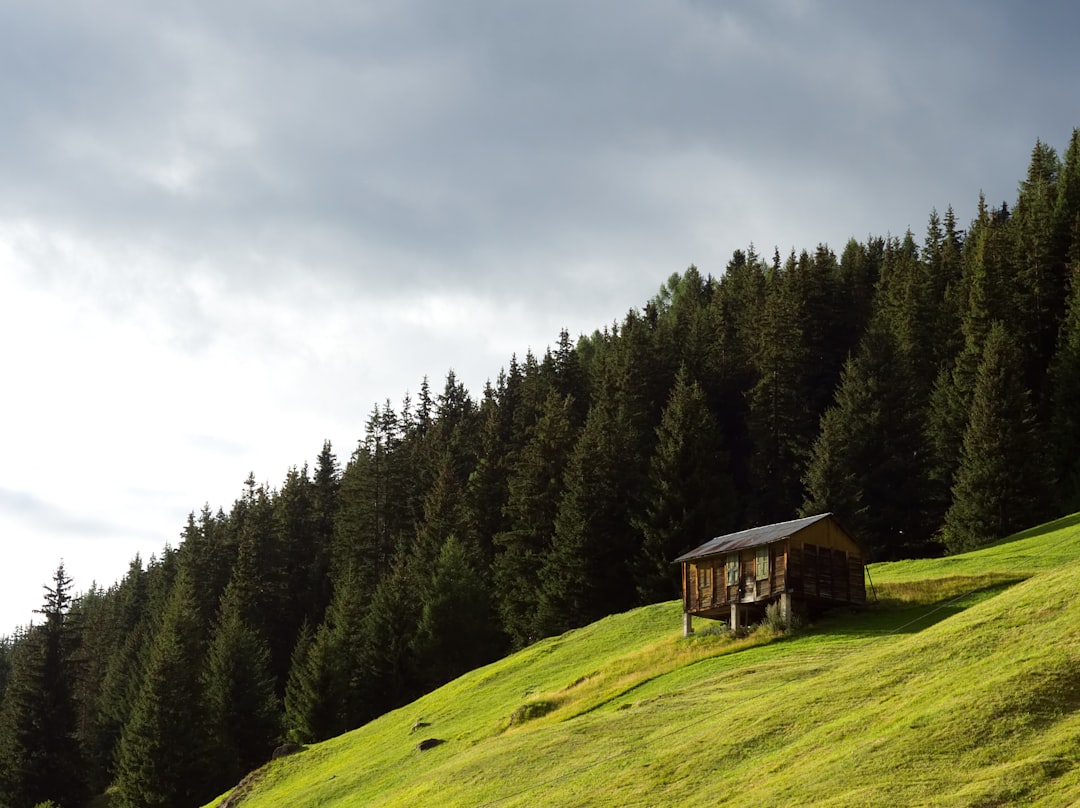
[215,767,267,808]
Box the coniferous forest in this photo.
[3,132,1080,807]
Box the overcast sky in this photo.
[1,0,1078,634]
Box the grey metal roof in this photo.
[672,513,834,563]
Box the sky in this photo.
[1,0,1078,634]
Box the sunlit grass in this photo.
[204,512,1080,808]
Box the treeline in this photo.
[3,132,1080,808]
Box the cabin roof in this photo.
[672,513,835,563]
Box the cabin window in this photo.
[697,565,712,590]
[756,546,770,580]
[726,553,739,586]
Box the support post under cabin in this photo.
[683,611,693,637]
[780,592,792,625]
[730,603,739,631]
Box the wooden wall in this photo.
[682,517,866,614]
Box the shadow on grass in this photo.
[813,577,1024,638]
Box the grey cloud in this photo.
[0,487,142,540]
[1,0,1078,327]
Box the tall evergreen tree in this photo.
[333,404,405,600]
[282,567,367,743]
[1047,258,1080,511]
[801,319,935,559]
[747,252,815,521]
[202,583,281,790]
[927,195,1012,507]
[354,559,417,720]
[1012,139,1064,394]
[115,570,213,808]
[942,323,1054,551]
[0,563,86,808]
[537,394,641,635]
[492,390,579,647]
[634,368,735,601]
[411,535,502,690]
[88,557,152,790]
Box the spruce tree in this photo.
[1011,139,1064,393]
[0,564,86,808]
[942,323,1053,551]
[802,319,935,559]
[355,559,417,720]
[411,535,501,690]
[115,570,213,808]
[537,395,641,635]
[202,583,281,789]
[492,390,578,647]
[747,253,813,521]
[926,195,1011,510]
[635,368,735,601]
[282,567,367,742]
[1047,256,1080,511]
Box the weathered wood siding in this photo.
[683,542,790,613]
[786,518,866,605]
[681,515,865,615]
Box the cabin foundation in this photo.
[683,611,693,637]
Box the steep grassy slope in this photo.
[206,513,1080,807]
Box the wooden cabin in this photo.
[673,513,865,636]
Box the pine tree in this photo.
[635,368,735,601]
[1011,139,1064,394]
[0,563,86,808]
[747,253,814,521]
[115,570,213,808]
[802,319,935,559]
[537,395,641,635]
[355,559,417,720]
[926,195,1012,509]
[1047,259,1080,511]
[411,536,502,690]
[202,583,281,790]
[492,389,579,646]
[282,566,368,742]
[942,323,1054,551]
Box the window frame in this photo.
[725,553,739,586]
[756,546,770,580]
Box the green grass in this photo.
[205,513,1080,807]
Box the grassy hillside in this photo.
[205,512,1080,807]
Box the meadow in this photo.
[205,512,1080,807]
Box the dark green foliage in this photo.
[115,570,213,808]
[942,324,1054,552]
[412,536,502,690]
[202,583,281,789]
[284,565,370,743]
[537,394,642,635]
[85,557,151,790]
[1047,261,1080,511]
[355,559,418,719]
[927,196,1014,508]
[0,635,12,704]
[0,565,86,808]
[802,319,936,559]
[747,252,816,521]
[1012,140,1066,394]
[333,403,412,600]
[635,368,735,601]
[493,390,579,647]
